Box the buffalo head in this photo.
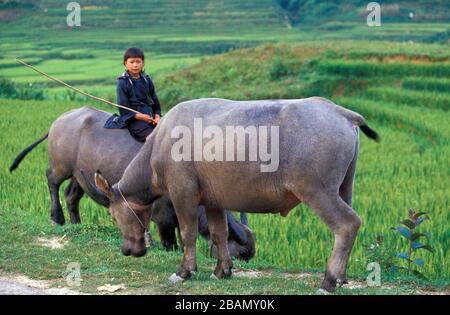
[94,171,151,258]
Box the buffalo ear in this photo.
[94,171,112,199]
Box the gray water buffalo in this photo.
[9,107,255,261]
[92,97,379,292]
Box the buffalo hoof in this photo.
[169,273,185,284]
[213,266,233,279]
[336,278,347,288]
[169,270,196,284]
[320,270,341,292]
[70,218,81,224]
[210,273,219,280]
[51,218,65,226]
[320,277,348,292]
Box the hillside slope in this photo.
[0,0,284,29]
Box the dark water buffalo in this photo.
[92,97,379,292]
[151,197,252,260]
[9,107,255,261]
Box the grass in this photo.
[0,0,449,294]
[402,77,450,93]
[0,204,443,295]
[1,41,449,293]
[0,1,448,96]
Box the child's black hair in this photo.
[123,47,145,63]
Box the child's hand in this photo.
[135,113,153,124]
[152,114,161,125]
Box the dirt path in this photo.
[0,273,81,295]
[0,270,447,295]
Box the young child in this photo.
[104,47,161,142]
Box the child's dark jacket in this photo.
[104,71,161,141]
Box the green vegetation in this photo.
[392,209,434,278]
[0,0,448,294]
[276,0,449,25]
[0,1,448,98]
[0,204,426,295]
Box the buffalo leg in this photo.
[176,227,183,252]
[170,190,199,280]
[206,208,233,279]
[157,223,178,251]
[64,177,84,224]
[46,168,66,225]
[299,189,361,292]
[339,137,358,207]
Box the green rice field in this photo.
[0,0,448,294]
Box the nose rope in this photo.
[117,181,152,247]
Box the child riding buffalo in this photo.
[105,47,161,142]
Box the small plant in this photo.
[391,209,434,278]
[15,83,46,100]
[364,235,396,273]
[0,78,17,98]
[0,79,46,100]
